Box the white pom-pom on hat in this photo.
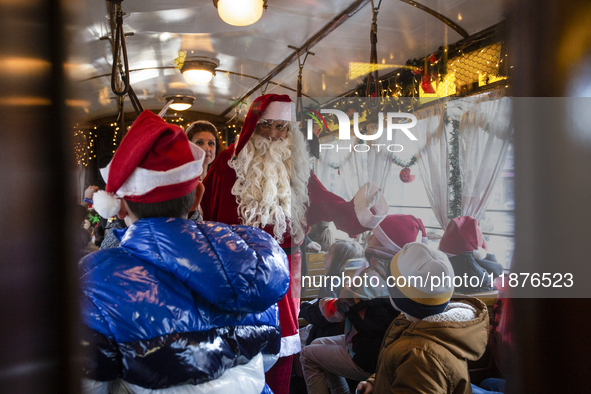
[473,247,488,260]
[93,190,121,219]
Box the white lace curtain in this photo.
[414,101,450,230]
[458,91,513,220]
[314,90,513,230]
[335,122,394,200]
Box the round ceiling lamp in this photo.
[213,0,267,27]
[181,56,219,85]
[165,95,195,111]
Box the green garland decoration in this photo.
[447,115,462,219]
[392,154,417,168]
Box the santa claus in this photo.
[201,94,388,394]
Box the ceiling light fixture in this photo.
[181,56,219,85]
[165,95,195,111]
[213,0,267,27]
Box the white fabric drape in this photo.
[458,92,513,220]
[414,101,450,230]
[335,122,394,200]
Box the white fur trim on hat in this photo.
[260,101,292,121]
[100,144,205,199]
[473,247,488,260]
[93,190,120,219]
[373,225,402,254]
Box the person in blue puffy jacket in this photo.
[81,110,290,394]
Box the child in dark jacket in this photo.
[356,242,489,394]
[80,110,289,394]
[300,215,427,394]
[299,239,364,345]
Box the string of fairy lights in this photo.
[323,40,511,119]
[73,116,242,167]
[73,126,98,167]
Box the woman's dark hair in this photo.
[125,190,195,220]
[185,120,221,156]
[325,240,364,278]
[308,221,334,251]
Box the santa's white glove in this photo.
[306,241,322,252]
[353,181,388,229]
[364,182,382,209]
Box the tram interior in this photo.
[1,0,591,393]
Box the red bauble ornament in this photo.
[399,167,415,183]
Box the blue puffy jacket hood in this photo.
[117,217,288,313]
[79,218,289,391]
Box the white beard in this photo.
[229,128,310,244]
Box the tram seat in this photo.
[301,254,370,301]
[302,252,325,300]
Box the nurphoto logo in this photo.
[306,110,418,153]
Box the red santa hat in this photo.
[373,214,428,254]
[439,216,488,260]
[234,94,292,156]
[93,110,205,219]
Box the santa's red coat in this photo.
[201,144,386,356]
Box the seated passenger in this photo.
[439,216,504,293]
[300,214,428,394]
[356,242,489,394]
[79,110,289,394]
[299,240,364,345]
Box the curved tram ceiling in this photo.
[70,0,506,121]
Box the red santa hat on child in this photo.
[234,93,293,156]
[439,216,488,260]
[373,214,428,254]
[93,110,205,219]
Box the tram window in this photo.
[315,129,515,269]
[315,137,515,269]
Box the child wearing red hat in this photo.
[439,216,503,293]
[80,110,289,394]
